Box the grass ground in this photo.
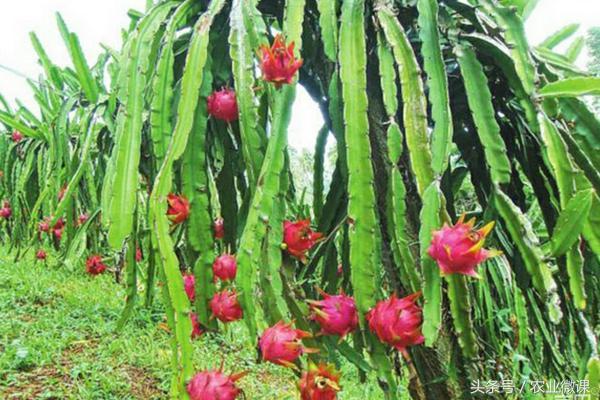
[0,250,391,399]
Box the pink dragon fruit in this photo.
[166,193,189,225]
[190,312,203,339]
[187,368,246,400]
[85,255,107,276]
[298,362,341,400]
[428,215,497,277]
[207,88,239,122]
[212,253,237,282]
[39,218,50,232]
[36,250,47,261]
[52,218,65,241]
[283,219,323,263]
[78,213,89,226]
[307,290,358,338]
[183,273,196,302]
[366,292,424,352]
[210,290,243,323]
[0,201,11,219]
[11,130,23,143]
[259,321,317,368]
[213,217,225,240]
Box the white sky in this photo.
[0,0,598,150]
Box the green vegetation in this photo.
[0,251,390,399]
[1,0,599,398]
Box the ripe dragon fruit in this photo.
[210,290,243,323]
[298,363,341,400]
[207,88,238,122]
[283,219,323,263]
[36,250,47,261]
[366,292,424,352]
[187,369,246,400]
[212,253,237,282]
[39,218,50,232]
[166,193,190,225]
[78,213,89,226]
[190,312,203,339]
[259,34,303,88]
[183,273,196,302]
[0,201,11,219]
[11,130,23,143]
[52,218,65,241]
[85,255,107,276]
[307,290,358,338]
[259,321,316,368]
[214,217,225,240]
[427,214,497,277]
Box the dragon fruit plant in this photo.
[298,363,341,400]
[428,215,498,277]
[187,368,246,400]
[307,290,358,339]
[1,0,598,398]
[259,321,317,368]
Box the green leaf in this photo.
[446,274,478,359]
[419,181,443,345]
[482,0,536,95]
[493,186,557,297]
[106,3,176,248]
[316,0,338,61]
[550,189,593,256]
[229,0,265,188]
[455,42,511,184]
[377,3,434,195]
[147,0,225,395]
[565,37,585,62]
[56,13,99,103]
[417,0,453,175]
[0,111,42,140]
[539,23,580,49]
[539,77,600,98]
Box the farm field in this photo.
[0,251,388,399]
[1,0,600,399]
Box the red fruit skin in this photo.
[0,202,11,219]
[85,255,107,276]
[11,130,23,142]
[210,290,243,323]
[298,363,341,400]
[183,273,196,302]
[187,370,244,400]
[213,217,225,240]
[259,321,312,367]
[135,247,142,262]
[212,253,237,282]
[283,219,323,263]
[39,220,50,232]
[259,34,303,88]
[52,218,65,242]
[366,292,424,351]
[427,217,496,277]
[207,88,238,122]
[78,213,89,226]
[190,312,203,339]
[166,193,190,225]
[36,250,47,261]
[308,292,358,338]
